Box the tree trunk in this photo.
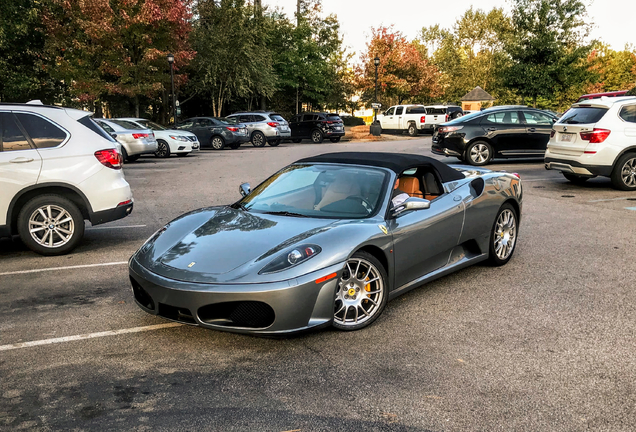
[260,95,266,110]
[93,100,103,118]
[135,95,140,117]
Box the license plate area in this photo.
[560,133,574,142]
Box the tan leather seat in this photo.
[398,177,423,198]
[316,175,361,209]
[423,172,441,201]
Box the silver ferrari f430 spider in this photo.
[129,152,522,335]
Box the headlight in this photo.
[259,244,321,274]
[169,135,189,142]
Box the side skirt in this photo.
[388,253,488,301]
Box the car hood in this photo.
[133,206,343,284]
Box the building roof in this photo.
[461,86,495,102]
[296,152,465,183]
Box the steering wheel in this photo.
[346,196,373,214]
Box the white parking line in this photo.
[589,196,636,202]
[0,323,183,352]
[0,261,128,277]
[87,224,146,230]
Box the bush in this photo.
[627,86,636,96]
[342,116,366,127]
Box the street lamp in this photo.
[371,56,381,136]
[167,53,176,125]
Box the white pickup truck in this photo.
[378,104,450,136]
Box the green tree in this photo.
[502,0,594,109]
[586,43,636,94]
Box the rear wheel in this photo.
[611,153,636,191]
[407,123,418,137]
[230,142,241,149]
[330,137,341,143]
[292,138,302,143]
[466,141,492,166]
[155,140,170,158]
[251,131,266,147]
[333,251,388,331]
[126,154,140,162]
[211,136,225,150]
[487,203,518,266]
[563,173,590,184]
[17,194,85,256]
[311,129,324,144]
[268,139,281,147]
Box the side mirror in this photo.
[391,197,430,217]
[239,182,251,197]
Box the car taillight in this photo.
[438,126,463,133]
[420,116,426,124]
[579,128,610,143]
[226,126,239,132]
[132,133,149,139]
[550,130,556,138]
[95,149,122,170]
[445,114,449,122]
[267,122,279,128]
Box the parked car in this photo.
[378,105,456,136]
[175,117,249,150]
[94,118,157,162]
[445,105,464,120]
[289,112,345,143]
[545,96,636,190]
[576,90,628,103]
[226,111,291,147]
[129,152,522,335]
[432,106,557,166]
[0,102,133,255]
[119,118,199,158]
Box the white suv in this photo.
[545,96,636,190]
[0,102,133,255]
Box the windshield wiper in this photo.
[231,203,248,211]
[263,211,309,218]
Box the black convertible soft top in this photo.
[296,152,465,183]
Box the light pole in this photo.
[167,53,176,125]
[370,56,381,136]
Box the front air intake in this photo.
[198,301,275,329]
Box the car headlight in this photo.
[169,135,189,142]
[259,244,321,274]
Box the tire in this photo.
[121,147,129,163]
[211,136,225,150]
[268,139,281,147]
[487,203,518,266]
[465,140,493,166]
[611,153,636,191]
[563,173,590,184]
[330,137,341,143]
[332,251,389,331]
[407,123,418,137]
[251,131,266,147]
[126,154,140,162]
[155,140,170,158]
[230,142,241,149]
[292,139,302,143]
[17,194,85,256]
[311,129,324,144]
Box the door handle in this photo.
[528,128,536,132]
[486,127,497,132]
[10,157,35,163]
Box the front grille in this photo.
[198,301,275,329]
[130,277,155,311]
[157,303,196,324]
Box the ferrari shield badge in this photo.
[378,225,388,235]
[188,262,196,268]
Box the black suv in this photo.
[432,106,557,166]
[290,113,345,143]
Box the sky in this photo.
[267,0,635,61]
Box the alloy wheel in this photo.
[470,143,490,164]
[493,209,516,260]
[620,157,636,188]
[212,137,224,150]
[312,130,323,143]
[334,258,385,327]
[28,204,75,248]
[156,141,169,157]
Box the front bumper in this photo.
[129,258,344,336]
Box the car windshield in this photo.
[138,120,167,131]
[110,119,145,130]
[239,164,389,219]
[559,107,608,124]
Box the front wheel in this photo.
[330,137,341,143]
[17,194,85,256]
[466,141,492,166]
[311,129,324,144]
[611,153,636,191]
[155,140,171,158]
[407,123,418,137]
[333,251,388,331]
[487,203,518,266]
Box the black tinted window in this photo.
[302,114,317,121]
[1,112,31,152]
[110,119,144,130]
[560,107,608,124]
[395,107,404,115]
[176,119,194,129]
[253,115,266,122]
[619,105,636,123]
[270,114,286,122]
[406,106,426,114]
[239,115,252,122]
[96,120,115,133]
[78,116,117,143]
[426,108,446,115]
[326,114,342,122]
[15,113,67,148]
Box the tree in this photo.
[585,44,636,94]
[358,26,441,108]
[502,0,594,108]
[42,0,195,117]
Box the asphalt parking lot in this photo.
[2,137,636,431]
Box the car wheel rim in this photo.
[470,144,489,164]
[253,134,263,146]
[28,205,75,248]
[334,258,384,327]
[621,157,636,187]
[157,142,168,157]
[212,138,223,149]
[312,131,321,142]
[494,209,516,260]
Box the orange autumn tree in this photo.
[42,0,195,118]
[357,26,441,108]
